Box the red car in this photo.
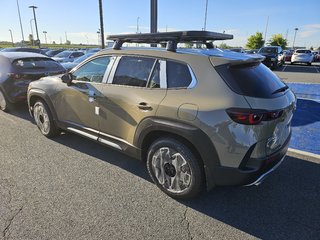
[283,50,293,61]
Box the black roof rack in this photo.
[107,30,233,52]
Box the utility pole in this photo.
[29,6,40,47]
[137,17,140,33]
[98,0,105,48]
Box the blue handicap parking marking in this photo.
[287,83,320,155]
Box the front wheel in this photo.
[33,100,60,137]
[147,138,204,199]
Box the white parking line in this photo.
[282,64,287,72]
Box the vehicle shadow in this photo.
[181,156,320,239]
[6,101,32,122]
[291,98,320,127]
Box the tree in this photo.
[218,42,231,49]
[28,34,34,45]
[246,32,264,49]
[268,34,287,49]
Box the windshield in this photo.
[296,50,311,54]
[55,51,72,58]
[258,47,278,54]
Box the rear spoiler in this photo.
[210,53,265,67]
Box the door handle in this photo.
[138,102,153,111]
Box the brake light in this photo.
[226,108,283,125]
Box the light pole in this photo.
[30,19,34,45]
[150,0,157,47]
[137,17,140,33]
[203,0,208,31]
[292,27,299,50]
[43,31,47,44]
[98,0,105,49]
[29,5,40,47]
[9,29,14,46]
[16,0,25,43]
[97,30,100,46]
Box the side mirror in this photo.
[61,73,73,86]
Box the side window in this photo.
[148,61,160,88]
[166,60,192,88]
[72,56,111,83]
[113,56,155,87]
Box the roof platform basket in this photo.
[107,30,233,52]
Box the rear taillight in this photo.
[226,108,283,125]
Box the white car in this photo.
[291,49,313,66]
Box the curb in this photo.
[287,148,320,163]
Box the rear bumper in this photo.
[211,132,291,186]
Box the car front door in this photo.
[96,56,167,148]
[53,56,114,138]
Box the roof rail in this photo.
[107,30,233,52]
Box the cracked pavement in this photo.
[0,104,319,240]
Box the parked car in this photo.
[283,50,293,61]
[291,49,313,65]
[46,49,65,57]
[258,46,284,70]
[230,48,246,53]
[52,50,84,63]
[27,31,296,199]
[61,52,96,71]
[311,51,319,62]
[1,47,48,55]
[245,49,258,54]
[0,52,66,112]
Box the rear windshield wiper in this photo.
[272,85,289,94]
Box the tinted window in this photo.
[258,47,278,54]
[215,63,287,98]
[167,61,192,88]
[72,56,111,83]
[113,56,155,87]
[296,50,311,54]
[13,58,63,71]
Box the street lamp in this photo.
[29,5,40,47]
[30,19,34,45]
[43,31,47,44]
[9,29,14,47]
[292,27,299,50]
[137,17,140,33]
[203,0,208,31]
[16,0,25,43]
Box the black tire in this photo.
[0,89,12,112]
[146,138,204,199]
[308,62,312,66]
[33,100,60,138]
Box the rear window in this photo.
[13,58,63,71]
[215,62,287,98]
[296,50,311,54]
[258,47,278,54]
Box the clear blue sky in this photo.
[1,0,319,48]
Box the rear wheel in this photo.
[0,89,11,112]
[33,100,60,137]
[146,138,204,199]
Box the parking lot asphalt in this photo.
[0,106,320,240]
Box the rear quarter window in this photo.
[215,62,287,98]
[166,60,192,88]
[13,58,63,71]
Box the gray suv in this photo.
[27,31,296,199]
